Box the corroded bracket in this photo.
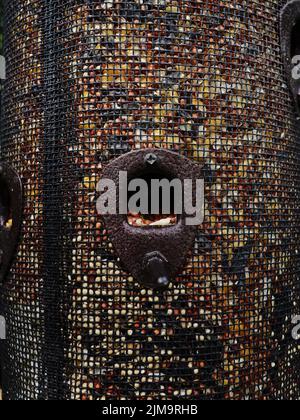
[99,148,205,289]
[0,164,23,284]
[281,0,300,113]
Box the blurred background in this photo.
[0,1,2,53]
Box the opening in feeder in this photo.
[127,168,179,228]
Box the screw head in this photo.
[145,153,158,166]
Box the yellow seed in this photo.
[166,6,179,13]
[5,219,13,229]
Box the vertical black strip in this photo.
[42,0,65,400]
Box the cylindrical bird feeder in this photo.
[0,0,299,400]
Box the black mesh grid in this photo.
[0,0,300,400]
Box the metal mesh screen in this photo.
[0,0,300,400]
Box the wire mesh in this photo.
[0,0,300,400]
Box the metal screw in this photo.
[145,252,170,290]
[145,153,158,166]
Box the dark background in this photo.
[0,1,2,54]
